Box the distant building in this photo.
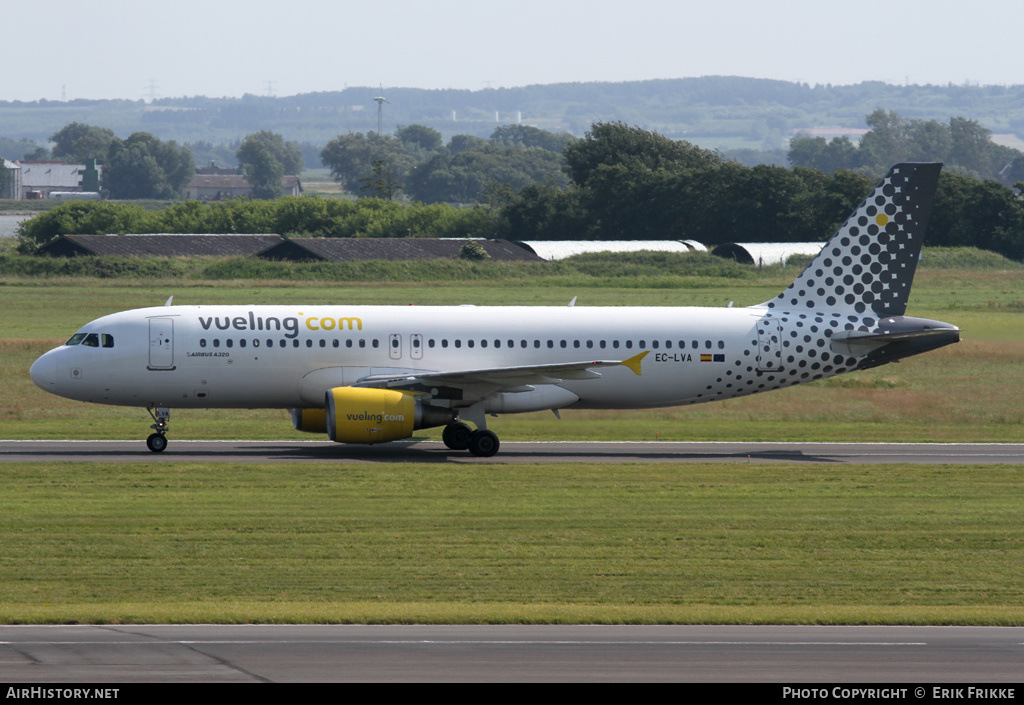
[791,127,870,142]
[516,240,707,261]
[35,233,285,258]
[196,162,239,176]
[18,161,100,199]
[256,238,543,263]
[1,160,21,200]
[186,174,303,200]
[711,242,824,266]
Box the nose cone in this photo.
[30,350,57,393]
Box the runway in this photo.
[2,624,1022,682]
[2,439,1023,464]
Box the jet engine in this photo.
[290,408,327,434]
[323,387,455,444]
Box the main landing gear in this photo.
[146,406,170,453]
[442,421,500,458]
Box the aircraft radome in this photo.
[30,163,959,457]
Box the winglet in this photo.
[164,296,174,307]
[620,351,649,376]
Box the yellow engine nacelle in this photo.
[324,387,454,444]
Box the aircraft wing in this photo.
[354,351,648,398]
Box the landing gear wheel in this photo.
[146,433,168,453]
[443,422,473,450]
[468,429,500,457]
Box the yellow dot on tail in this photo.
[876,213,889,226]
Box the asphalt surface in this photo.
[2,439,1023,463]
[2,624,1022,682]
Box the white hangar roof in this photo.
[517,240,706,261]
[711,242,825,266]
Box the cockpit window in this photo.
[81,333,100,347]
[65,333,87,346]
[101,334,114,348]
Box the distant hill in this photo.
[4,77,1024,166]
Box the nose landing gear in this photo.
[146,406,170,452]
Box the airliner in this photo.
[30,163,959,456]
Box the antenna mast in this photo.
[373,84,388,135]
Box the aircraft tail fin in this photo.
[761,163,942,317]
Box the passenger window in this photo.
[200,339,207,348]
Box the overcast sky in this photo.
[5,0,1019,102]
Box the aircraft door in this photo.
[389,333,402,360]
[756,316,782,372]
[148,317,175,370]
[411,334,423,360]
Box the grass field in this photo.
[1,263,1022,624]
[1,461,1022,625]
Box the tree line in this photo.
[15,120,1024,262]
[19,123,306,201]
[789,109,1024,182]
[319,123,572,203]
[7,77,1024,154]
[494,121,1024,260]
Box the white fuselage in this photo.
[32,303,811,413]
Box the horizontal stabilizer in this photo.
[830,316,959,362]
